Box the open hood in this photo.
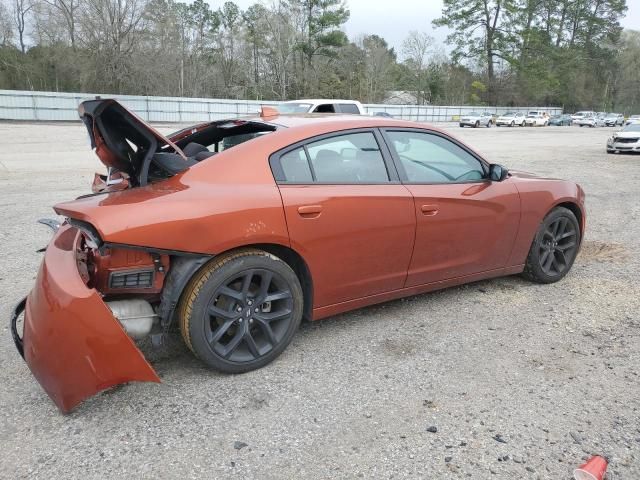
[79,99,189,190]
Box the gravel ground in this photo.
[1,121,639,479]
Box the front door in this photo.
[271,129,416,307]
[382,129,520,286]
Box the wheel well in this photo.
[250,244,314,322]
[555,202,584,235]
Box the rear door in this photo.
[381,128,520,286]
[271,129,415,307]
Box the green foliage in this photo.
[0,0,634,110]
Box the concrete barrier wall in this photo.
[0,89,563,123]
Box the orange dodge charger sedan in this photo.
[11,99,586,412]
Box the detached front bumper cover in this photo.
[11,225,160,413]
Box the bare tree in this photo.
[0,0,14,46]
[79,0,146,92]
[402,31,437,104]
[12,0,33,53]
[41,0,80,48]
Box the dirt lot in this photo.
[1,122,638,479]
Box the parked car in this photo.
[571,111,596,122]
[607,122,640,154]
[604,113,625,127]
[575,113,605,127]
[277,99,365,115]
[548,114,573,126]
[11,99,586,413]
[626,115,640,125]
[524,111,549,126]
[459,111,494,128]
[496,111,526,127]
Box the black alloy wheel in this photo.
[537,217,578,277]
[523,207,581,284]
[204,269,294,363]
[180,249,303,373]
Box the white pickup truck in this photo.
[277,99,365,115]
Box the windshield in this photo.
[467,112,480,116]
[502,112,516,116]
[528,112,539,116]
[623,123,640,132]
[277,103,312,114]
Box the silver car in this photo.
[459,111,493,128]
[604,114,625,127]
[607,122,640,153]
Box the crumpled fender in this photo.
[16,225,160,413]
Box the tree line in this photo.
[0,0,638,112]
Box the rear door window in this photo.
[273,131,391,184]
[306,132,389,183]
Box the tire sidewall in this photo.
[185,253,304,373]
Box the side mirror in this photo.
[489,164,509,182]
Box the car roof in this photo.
[256,113,431,131]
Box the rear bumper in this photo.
[12,225,160,413]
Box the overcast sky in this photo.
[228,0,640,56]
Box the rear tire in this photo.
[522,207,581,284]
[179,249,303,373]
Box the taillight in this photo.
[88,247,169,295]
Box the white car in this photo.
[459,111,494,128]
[575,114,605,128]
[277,99,365,115]
[571,111,596,122]
[524,111,549,126]
[607,122,640,154]
[496,111,526,127]
[626,115,640,125]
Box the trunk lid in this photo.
[79,99,188,191]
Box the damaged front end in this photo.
[11,222,175,413]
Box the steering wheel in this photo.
[399,154,455,182]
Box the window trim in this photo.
[378,127,491,185]
[269,128,401,185]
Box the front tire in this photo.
[179,249,303,373]
[474,121,480,128]
[522,207,580,284]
